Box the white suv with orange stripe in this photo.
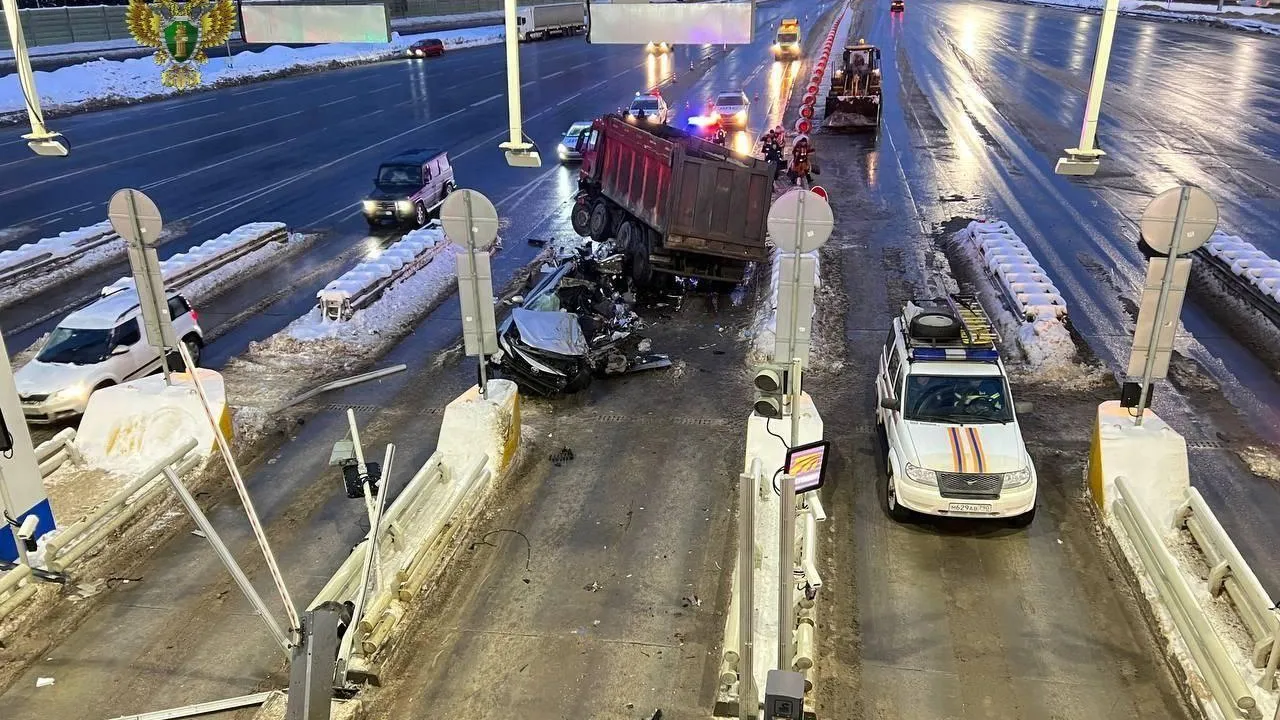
[874,297,1037,527]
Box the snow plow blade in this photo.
[823,96,881,129]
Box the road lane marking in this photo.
[471,93,503,107]
[0,112,304,199]
[168,107,468,231]
[557,92,581,106]
[0,112,226,171]
[305,204,364,228]
[141,137,299,192]
[545,70,565,79]
[522,80,535,88]
[320,94,359,108]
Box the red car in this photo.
[890,0,905,11]
[408,39,445,58]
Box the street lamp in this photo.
[2,0,68,157]
[1056,0,1119,177]
[498,0,540,167]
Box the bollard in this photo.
[793,622,815,671]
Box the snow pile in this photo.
[0,221,121,308]
[102,221,288,296]
[748,248,820,363]
[1203,231,1280,305]
[0,26,505,117]
[182,232,314,302]
[1015,0,1280,35]
[317,223,446,307]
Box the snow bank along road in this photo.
[0,0,835,715]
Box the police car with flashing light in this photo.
[625,91,670,125]
[874,296,1037,527]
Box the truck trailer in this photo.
[569,115,774,287]
[516,3,586,41]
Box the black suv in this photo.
[362,148,456,228]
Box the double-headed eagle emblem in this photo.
[126,0,237,90]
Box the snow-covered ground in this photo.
[1015,0,1280,34]
[222,230,465,442]
[0,25,505,117]
[0,221,119,309]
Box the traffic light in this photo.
[753,364,790,418]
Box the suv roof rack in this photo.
[902,295,1001,360]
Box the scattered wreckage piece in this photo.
[490,241,671,396]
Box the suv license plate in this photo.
[948,502,992,514]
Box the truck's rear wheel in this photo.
[588,200,612,243]
[571,201,592,237]
[626,226,654,287]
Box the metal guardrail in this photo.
[1193,246,1280,330]
[1175,487,1280,690]
[1112,476,1260,718]
[103,223,290,298]
[309,449,493,676]
[961,219,1068,323]
[0,438,202,621]
[0,225,120,288]
[317,233,448,322]
[33,426,81,477]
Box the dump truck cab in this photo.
[773,18,802,60]
[825,41,883,130]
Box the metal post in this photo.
[161,466,291,653]
[1056,0,1118,174]
[1,0,65,154]
[738,468,756,719]
[463,192,489,399]
[338,444,394,676]
[129,190,172,386]
[785,202,808,366]
[500,0,528,151]
[346,410,382,589]
[778,472,796,671]
[1134,187,1190,427]
[176,342,300,637]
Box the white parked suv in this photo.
[874,296,1037,526]
[16,290,204,424]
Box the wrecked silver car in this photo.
[490,242,670,395]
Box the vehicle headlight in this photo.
[735,110,747,122]
[903,463,938,487]
[557,143,568,158]
[362,200,377,214]
[1003,466,1033,489]
[396,200,414,214]
[772,43,781,51]
[53,383,89,401]
[648,115,659,123]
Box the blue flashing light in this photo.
[909,347,999,362]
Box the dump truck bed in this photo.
[590,115,772,263]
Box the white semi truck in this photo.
[516,3,587,41]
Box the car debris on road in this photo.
[490,240,671,396]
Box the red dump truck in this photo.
[569,114,774,287]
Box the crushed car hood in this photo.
[904,422,1024,474]
[511,308,590,357]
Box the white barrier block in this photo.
[437,379,521,480]
[76,369,230,474]
[1089,400,1189,528]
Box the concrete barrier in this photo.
[1087,400,1188,527]
[437,378,521,479]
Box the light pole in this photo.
[1,0,68,156]
[1056,0,1119,176]
[498,0,540,167]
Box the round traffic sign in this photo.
[1140,186,1218,255]
[811,185,828,201]
[107,188,163,247]
[440,189,500,250]
[768,187,834,253]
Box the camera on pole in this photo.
[753,364,790,418]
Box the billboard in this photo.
[240,3,391,44]
[586,2,754,45]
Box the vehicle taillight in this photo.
[190,309,199,322]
